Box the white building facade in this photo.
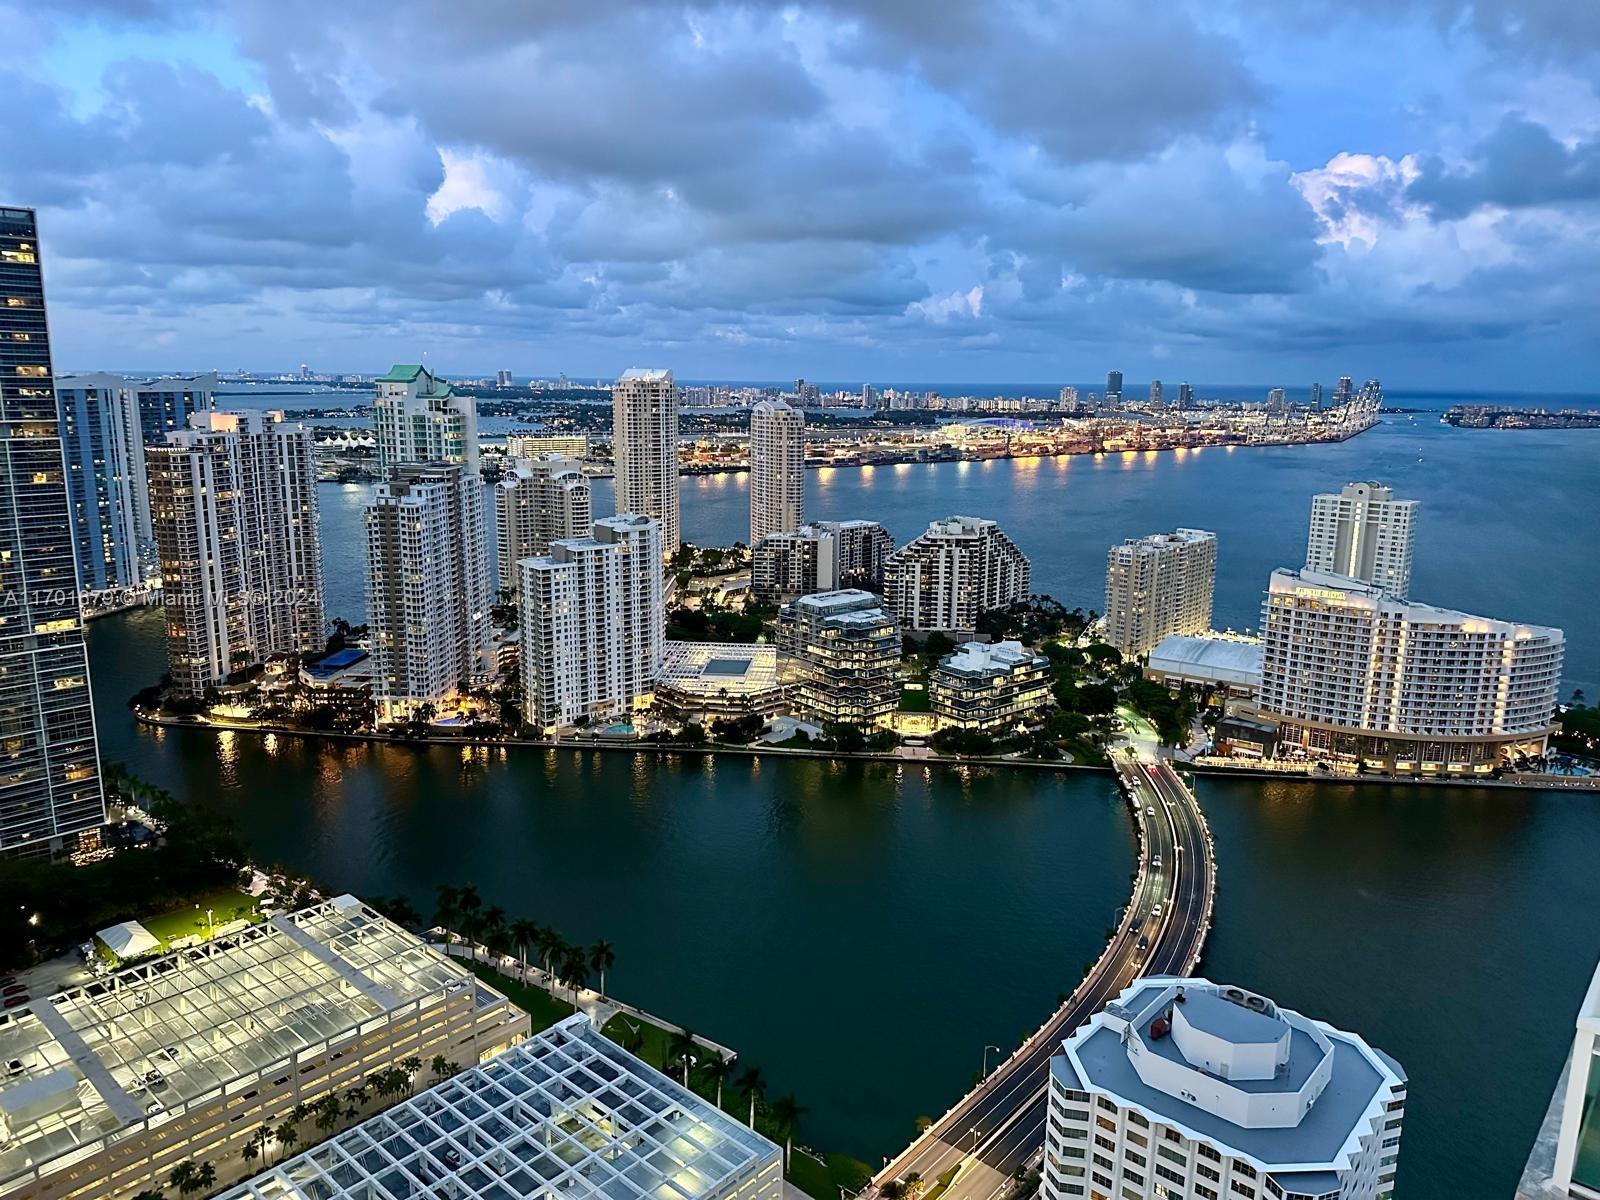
[930,640,1052,732]
[612,368,680,556]
[1258,567,1564,771]
[365,464,491,721]
[1305,482,1416,599]
[372,364,480,473]
[519,515,664,731]
[749,398,805,547]
[495,456,591,597]
[147,411,324,696]
[884,515,1031,634]
[1044,977,1405,1200]
[1104,529,1217,659]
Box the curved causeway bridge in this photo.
[873,755,1216,1200]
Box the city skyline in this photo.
[7,5,1600,388]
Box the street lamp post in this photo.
[981,1044,1002,1079]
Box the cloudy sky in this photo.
[10,1,1600,388]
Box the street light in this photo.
[981,1044,1002,1078]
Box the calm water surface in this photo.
[88,401,1600,1196]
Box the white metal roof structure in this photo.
[217,1014,782,1200]
[0,896,496,1194]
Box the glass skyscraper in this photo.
[0,206,105,855]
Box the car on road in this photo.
[1137,934,1149,950]
[1151,904,1163,921]
[1,984,26,997]
[1151,855,1162,870]
[1146,805,1155,816]
[2,996,27,1009]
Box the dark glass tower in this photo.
[0,206,105,855]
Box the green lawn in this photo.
[461,959,577,1033]
[138,886,260,948]
[788,1150,874,1200]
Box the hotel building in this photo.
[930,640,1052,733]
[0,206,105,857]
[519,515,664,731]
[495,457,591,598]
[884,516,1030,635]
[776,589,901,726]
[0,895,528,1200]
[1305,482,1416,599]
[215,1013,781,1200]
[1257,568,1564,771]
[749,399,804,548]
[1043,977,1405,1200]
[148,412,325,696]
[1104,529,1217,659]
[612,368,680,557]
[365,463,491,721]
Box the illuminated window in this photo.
[16,365,47,377]
[1,250,36,264]
[4,298,25,307]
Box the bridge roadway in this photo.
[873,755,1215,1200]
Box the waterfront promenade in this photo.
[872,753,1215,1200]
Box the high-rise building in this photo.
[0,895,529,1200]
[749,399,805,548]
[133,373,218,446]
[1311,381,1324,408]
[148,412,324,696]
[1104,529,1218,659]
[1266,386,1288,409]
[495,368,513,387]
[373,363,480,472]
[752,519,895,604]
[520,515,663,731]
[884,515,1031,634]
[0,206,105,856]
[495,456,591,597]
[1042,976,1406,1200]
[365,463,491,721]
[1334,375,1354,404]
[216,1013,781,1200]
[777,590,901,726]
[1258,567,1564,770]
[1149,379,1163,407]
[1305,481,1417,599]
[1106,370,1123,405]
[505,432,590,459]
[1177,382,1194,410]
[612,368,680,556]
[56,373,146,597]
[1058,385,1080,412]
[931,640,1051,733]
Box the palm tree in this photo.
[242,1136,261,1168]
[192,1164,216,1195]
[274,1121,299,1157]
[169,1160,202,1196]
[735,1065,765,1129]
[431,1053,452,1080]
[434,885,461,946]
[457,885,483,929]
[904,1171,925,1199]
[588,940,615,998]
[701,1053,733,1111]
[532,925,562,985]
[509,918,538,979]
[249,1126,272,1167]
[768,1095,805,1170]
[314,1093,341,1133]
[345,1082,371,1110]
[560,944,590,996]
[402,1056,423,1095]
[667,1029,698,1086]
[133,1192,166,1200]
[480,905,507,955]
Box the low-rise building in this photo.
[1043,977,1405,1200]
[655,642,786,721]
[776,589,902,727]
[0,895,528,1200]
[216,1014,782,1200]
[931,640,1051,732]
[1145,634,1263,699]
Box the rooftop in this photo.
[618,368,673,383]
[658,643,779,692]
[1269,568,1564,640]
[792,589,881,614]
[1057,977,1404,1172]
[1147,635,1263,682]
[939,640,1044,676]
[0,896,499,1194]
[216,1015,779,1200]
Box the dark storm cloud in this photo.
[1410,116,1600,217]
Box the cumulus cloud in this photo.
[3,0,1599,384]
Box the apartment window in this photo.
[1229,1181,1256,1198]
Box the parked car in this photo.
[2,984,27,997]
[3,995,29,1009]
